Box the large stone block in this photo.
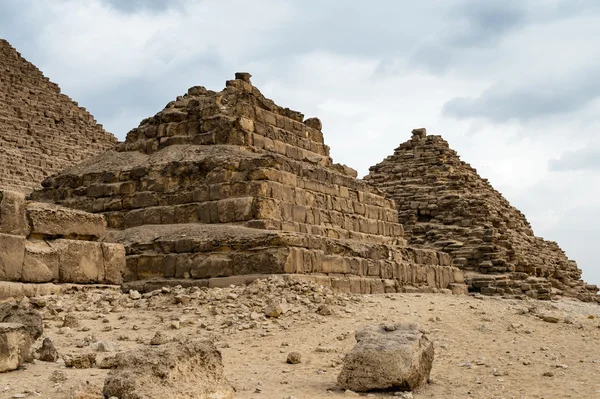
[0,233,25,281]
[26,202,106,239]
[0,191,28,236]
[338,323,434,392]
[101,243,125,285]
[49,240,103,283]
[21,240,59,283]
[0,323,32,373]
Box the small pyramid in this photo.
[366,129,599,302]
[32,75,466,293]
[0,39,117,193]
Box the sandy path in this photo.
[1,289,599,399]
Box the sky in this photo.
[1,0,599,286]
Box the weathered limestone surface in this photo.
[0,189,125,285]
[0,39,117,193]
[338,323,434,392]
[366,129,599,302]
[0,323,31,372]
[103,340,235,399]
[33,74,466,293]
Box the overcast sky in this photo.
[1,0,598,285]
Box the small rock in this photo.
[543,371,555,377]
[129,290,141,300]
[538,314,560,323]
[286,352,302,364]
[174,295,190,305]
[264,300,283,318]
[49,370,67,382]
[316,304,333,316]
[38,337,59,362]
[62,313,80,328]
[63,353,96,369]
[150,331,171,346]
[92,341,116,352]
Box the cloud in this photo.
[549,144,600,171]
[442,70,600,123]
[100,0,184,13]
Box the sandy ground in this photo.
[1,282,599,399]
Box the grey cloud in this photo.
[406,0,527,73]
[100,0,185,13]
[549,145,600,172]
[442,71,600,122]
[447,0,526,48]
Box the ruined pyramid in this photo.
[31,74,466,293]
[0,39,117,193]
[365,128,599,302]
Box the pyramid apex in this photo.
[234,72,252,83]
[411,128,426,139]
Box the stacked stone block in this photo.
[366,129,599,302]
[0,39,117,193]
[32,74,466,294]
[0,190,124,285]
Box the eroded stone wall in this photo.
[365,129,599,302]
[0,190,124,285]
[0,39,117,193]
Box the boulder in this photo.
[337,323,434,392]
[103,340,235,399]
[0,301,43,340]
[0,323,31,372]
[38,337,59,362]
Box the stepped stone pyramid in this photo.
[365,128,599,302]
[31,74,466,293]
[0,39,117,193]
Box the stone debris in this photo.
[286,351,302,364]
[0,39,117,193]
[37,337,59,362]
[0,323,32,372]
[63,353,96,369]
[149,331,171,346]
[49,369,67,382]
[366,128,599,303]
[103,339,235,399]
[337,323,434,392]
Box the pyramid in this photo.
[365,128,599,302]
[31,74,466,293]
[0,39,117,193]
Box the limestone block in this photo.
[0,191,28,236]
[0,323,32,373]
[0,233,25,281]
[101,243,125,285]
[337,323,434,392]
[26,202,106,239]
[49,240,103,283]
[21,240,59,283]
